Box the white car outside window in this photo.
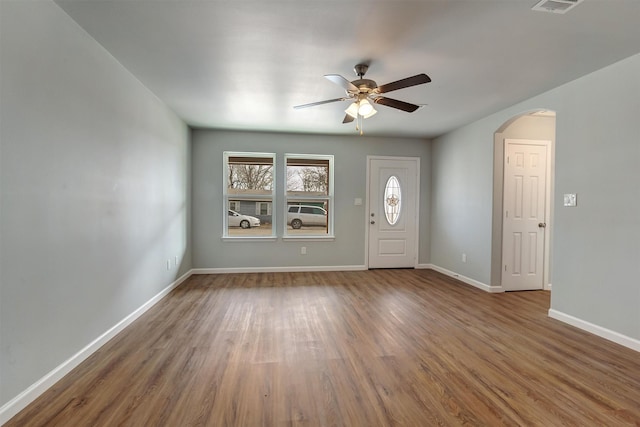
[228,210,260,229]
[287,205,327,229]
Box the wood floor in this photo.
[7,270,640,426]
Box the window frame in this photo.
[223,151,276,240]
[283,153,334,240]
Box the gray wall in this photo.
[0,1,190,406]
[431,53,640,340]
[192,130,431,269]
[430,121,495,283]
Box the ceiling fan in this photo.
[293,63,431,131]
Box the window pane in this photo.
[227,157,273,196]
[227,200,273,237]
[384,175,402,226]
[286,159,329,196]
[286,201,329,235]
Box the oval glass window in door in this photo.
[384,175,402,225]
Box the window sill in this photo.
[282,235,335,242]
[221,236,278,242]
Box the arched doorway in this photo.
[491,110,556,291]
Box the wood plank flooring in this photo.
[7,269,640,426]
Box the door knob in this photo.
[538,222,546,228]
[370,220,375,225]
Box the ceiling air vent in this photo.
[532,0,584,14]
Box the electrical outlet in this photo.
[301,246,307,255]
[462,253,467,263]
[175,256,178,266]
[166,259,171,270]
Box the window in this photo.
[256,202,272,216]
[285,154,334,237]
[223,152,275,238]
[384,175,402,225]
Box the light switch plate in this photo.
[563,193,577,207]
[354,198,363,206]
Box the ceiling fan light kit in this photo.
[294,63,431,134]
[344,102,360,119]
[357,98,375,116]
[345,98,377,119]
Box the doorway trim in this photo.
[365,155,420,269]
[491,110,555,291]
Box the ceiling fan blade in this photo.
[324,74,359,92]
[375,74,431,94]
[374,96,421,113]
[342,114,355,124]
[293,97,348,109]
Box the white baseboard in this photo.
[548,309,640,353]
[0,269,194,425]
[192,265,367,274]
[419,263,504,293]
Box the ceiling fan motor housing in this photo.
[350,79,377,94]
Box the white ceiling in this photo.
[55,0,640,139]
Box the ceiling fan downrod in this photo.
[354,63,369,78]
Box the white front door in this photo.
[502,140,550,291]
[367,157,419,269]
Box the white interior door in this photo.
[502,140,549,291]
[367,157,419,269]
